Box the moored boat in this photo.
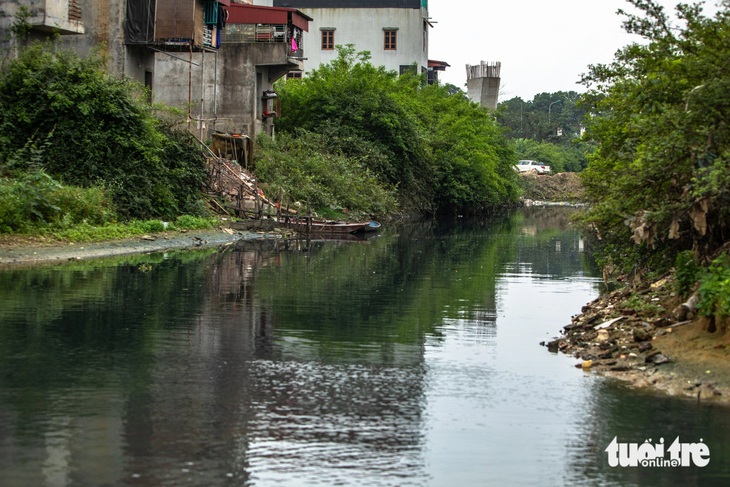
[282,219,379,235]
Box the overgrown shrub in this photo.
[579,2,730,273]
[254,131,398,217]
[0,171,115,233]
[674,250,701,298]
[0,44,208,221]
[697,254,730,320]
[274,46,519,214]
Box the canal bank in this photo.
[546,274,730,406]
[0,227,277,267]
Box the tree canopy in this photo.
[496,91,592,172]
[497,91,586,143]
[579,0,730,272]
[270,46,520,215]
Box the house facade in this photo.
[0,0,310,139]
[272,0,442,81]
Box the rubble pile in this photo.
[545,286,673,371]
[543,276,728,401]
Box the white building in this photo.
[272,0,446,82]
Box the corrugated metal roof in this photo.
[227,4,311,32]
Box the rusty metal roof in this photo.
[226,4,312,32]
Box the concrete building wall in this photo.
[466,77,500,110]
[1,0,130,78]
[297,7,428,75]
[152,43,290,138]
[466,61,501,110]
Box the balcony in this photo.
[30,0,84,35]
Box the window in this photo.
[399,65,417,76]
[321,30,334,50]
[384,30,397,50]
[287,72,303,79]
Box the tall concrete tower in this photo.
[466,61,501,110]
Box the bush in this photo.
[697,254,730,320]
[0,172,115,233]
[0,44,208,220]
[274,46,519,214]
[674,250,700,298]
[254,131,398,217]
[175,215,218,230]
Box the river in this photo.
[1,207,728,486]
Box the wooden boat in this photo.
[281,218,380,235]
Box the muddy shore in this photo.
[0,227,279,267]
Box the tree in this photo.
[496,91,592,173]
[579,0,730,272]
[511,138,591,173]
[273,45,520,214]
[497,91,586,144]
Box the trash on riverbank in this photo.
[542,275,730,404]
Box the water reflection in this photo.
[0,208,728,486]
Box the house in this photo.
[0,0,311,139]
[271,0,446,83]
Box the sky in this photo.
[427,0,721,101]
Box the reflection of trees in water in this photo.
[188,243,430,483]
[116,241,430,484]
[0,207,602,485]
[508,207,598,279]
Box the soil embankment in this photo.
[518,171,585,203]
[522,172,730,405]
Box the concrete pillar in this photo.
[466,61,501,110]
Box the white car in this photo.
[515,160,551,174]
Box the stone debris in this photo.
[545,285,674,371]
[542,275,729,402]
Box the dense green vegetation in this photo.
[0,43,209,234]
[579,0,730,322]
[255,129,398,218]
[496,91,593,172]
[268,46,520,215]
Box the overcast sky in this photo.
[427,0,721,101]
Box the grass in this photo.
[1,215,222,244]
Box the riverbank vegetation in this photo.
[579,0,730,333]
[265,46,521,215]
[0,39,524,240]
[0,39,216,239]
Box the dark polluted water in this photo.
[0,207,729,486]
